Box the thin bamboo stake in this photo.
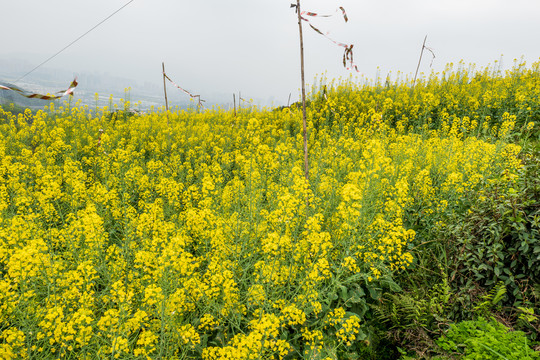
[162,62,171,148]
[162,62,169,111]
[295,0,310,213]
[412,35,427,88]
[295,0,309,183]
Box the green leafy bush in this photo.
[447,149,540,313]
[372,277,452,356]
[436,317,539,359]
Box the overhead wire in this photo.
[16,0,135,82]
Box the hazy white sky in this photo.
[2,0,540,105]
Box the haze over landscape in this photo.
[2,0,540,109]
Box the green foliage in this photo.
[372,276,452,358]
[446,148,540,314]
[516,306,540,341]
[436,317,540,359]
[472,282,507,318]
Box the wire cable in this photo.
[16,0,135,82]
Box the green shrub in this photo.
[436,317,539,359]
[447,149,540,314]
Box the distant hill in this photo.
[0,81,54,110]
[1,58,272,111]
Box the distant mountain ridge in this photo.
[1,58,273,111]
[0,80,55,110]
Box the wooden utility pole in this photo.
[233,93,236,117]
[295,0,309,185]
[162,62,169,111]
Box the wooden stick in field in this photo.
[294,0,310,187]
[162,62,169,112]
[413,35,427,88]
[412,35,435,88]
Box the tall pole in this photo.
[162,62,169,111]
[296,0,309,185]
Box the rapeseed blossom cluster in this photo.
[0,61,534,358]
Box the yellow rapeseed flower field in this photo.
[0,61,537,359]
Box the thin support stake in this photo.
[296,0,310,211]
[413,35,427,88]
[162,62,169,112]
